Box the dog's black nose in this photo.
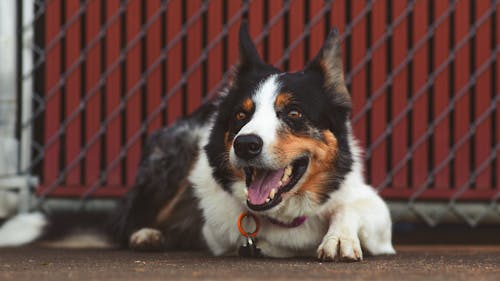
[234,134,263,160]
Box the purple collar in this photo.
[267,216,307,228]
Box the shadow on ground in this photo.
[1,245,499,281]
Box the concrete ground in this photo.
[1,245,499,281]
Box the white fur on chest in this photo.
[189,149,244,255]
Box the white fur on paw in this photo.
[129,228,164,251]
[317,234,363,262]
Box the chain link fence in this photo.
[4,0,500,226]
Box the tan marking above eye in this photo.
[242,98,254,112]
[287,109,302,119]
[275,93,293,108]
[235,111,247,121]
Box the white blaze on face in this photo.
[230,74,282,167]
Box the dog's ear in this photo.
[305,28,349,97]
[237,21,265,70]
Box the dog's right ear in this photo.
[238,21,265,70]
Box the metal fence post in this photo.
[0,0,21,217]
[18,0,39,211]
[0,0,38,216]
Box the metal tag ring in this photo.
[237,212,260,238]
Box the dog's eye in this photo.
[235,111,247,121]
[287,109,302,119]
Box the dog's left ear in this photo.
[237,21,266,70]
[305,28,349,97]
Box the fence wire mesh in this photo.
[9,0,500,226]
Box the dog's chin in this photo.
[241,156,310,212]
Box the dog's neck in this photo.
[266,216,307,228]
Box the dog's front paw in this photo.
[317,234,363,262]
[129,228,165,251]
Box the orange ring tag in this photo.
[237,212,260,238]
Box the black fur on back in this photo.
[109,102,217,250]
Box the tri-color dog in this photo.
[111,23,395,261]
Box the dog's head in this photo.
[206,23,353,221]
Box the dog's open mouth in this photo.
[244,157,309,211]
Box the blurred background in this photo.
[0,0,499,243]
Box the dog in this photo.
[110,22,395,261]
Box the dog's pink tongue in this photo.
[247,168,284,205]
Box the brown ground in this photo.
[1,245,499,281]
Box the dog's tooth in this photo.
[281,173,289,183]
[266,198,271,203]
[285,165,293,176]
[278,180,283,186]
[269,188,276,199]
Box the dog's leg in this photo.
[110,120,207,250]
[317,205,363,262]
[317,191,395,261]
[129,228,165,251]
[356,196,396,256]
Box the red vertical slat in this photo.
[286,0,305,72]
[64,0,82,186]
[308,1,325,60]
[186,0,203,114]
[105,0,123,185]
[41,0,62,193]
[207,0,223,96]
[249,0,264,60]
[84,0,103,185]
[125,0,142,187]
[226,1,240,68]
[433,1,451,192]
[350,1,367,158]
[166,0,183,123]
[410,0,429,192]
[473,1,492,190]
[146,0,163,133]
[267,0,284,65]
[496,3,500,193]
[453,0,471,192]
[390,0,409,194]
[368,0,387,187]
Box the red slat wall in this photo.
[389,0,409,195]
[285,0,304,72]
[350,0,368,150]
[186,0,204,114]
[40,0,61,196]
[145,0,163,134]
[474,1,492,193]
[64,0,82,187]
[104,0,123,187]
[124,0,142,187]
[410,0,429,196]
[37,1,499,200]
[207,0,224,99]
[369,0,388,187]
[496,4,500,195]
[166,0,183,124]
[433,0,451,194]
[84,0,103,187]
